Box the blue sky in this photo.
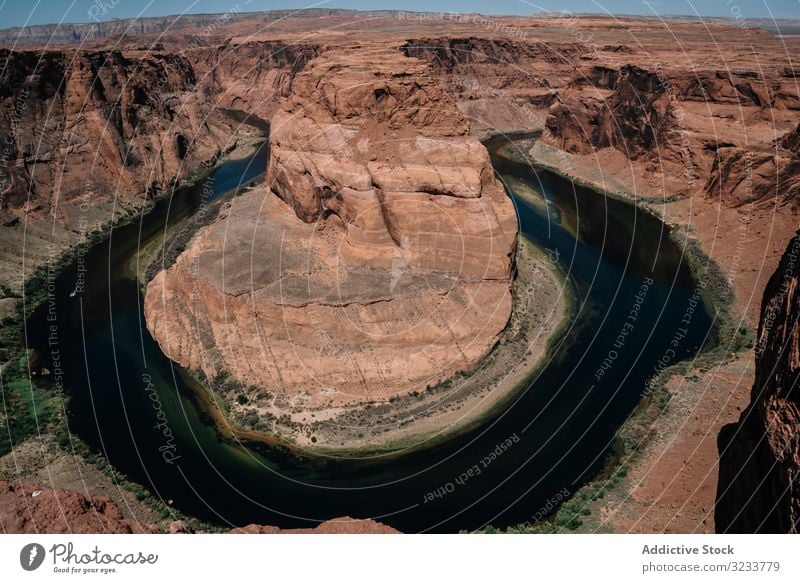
[1,0,798,28]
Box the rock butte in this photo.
[145,43,518,409]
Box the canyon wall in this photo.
[189,41,321,119]
[0,41,319,291]
[0,43,324,219]
[145,43,517,416]
[403,31,800,211]
[706,123,800,207]
[0,49,247,212]
[716,231,800,533]
[402,37,585,137]
[540,63,800,204]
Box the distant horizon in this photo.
[0,0,798,30]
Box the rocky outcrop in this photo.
[0,41,321,292]
[543,65,678,160]
[0,480,157,534]
[716,231,800,533]
[0,48,257,216]
[402,37,584,137]
[705,124,800,207]
[0,480,398,533]
[539,60,799,204]
[229,517,398,534]
[190,41,322,119]
[402,37,585,78]
[145,43,517,430]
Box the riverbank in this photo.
[484,138,768,534]
[0,136,267,531]
[161,233,573,458]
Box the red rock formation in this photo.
[543,65,679,160]
[145,43,517,431]
[0,49,255,216]
[229,517,398,534]
[401,37,582,137]
[0,480,156,534]
[716,231,800,533]
[543,66,675,159]
[0,480,398,533]
[190,41,322,119]
[0,41,321,292]
[704,124,800,208]
[541,63,799,204]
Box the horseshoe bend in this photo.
[144,44,531,449]
[1,7,800,538]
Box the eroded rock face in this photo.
[0,42,318,292]
[539,62,799,204]
[229,517,398,534]
[0,49,255,215]
[0,480,156,534]
[145,44,517,411]
[543,65,678,160]
[716,231,800,533]
[191,41,322,119]
[704,124,800,208]
[0,47,260,293]
[402,37,583,137]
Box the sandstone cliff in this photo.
[0,48,252,214]
[402,37,584,137]
[716,231,800,533]
[540,63,799,203]
[0,41,322,292]
[145,43,517,431]
[706,123,800,207]
[190,41,321,119]
[544,65,679,161]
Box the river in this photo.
[27,135,716,533]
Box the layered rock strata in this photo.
[145,44,517,416]
[0,41,319,291]
[539,63,800,203]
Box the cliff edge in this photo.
[716,231,800,533]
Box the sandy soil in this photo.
[596,356,753,533]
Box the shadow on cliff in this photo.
[716,230,800,533]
